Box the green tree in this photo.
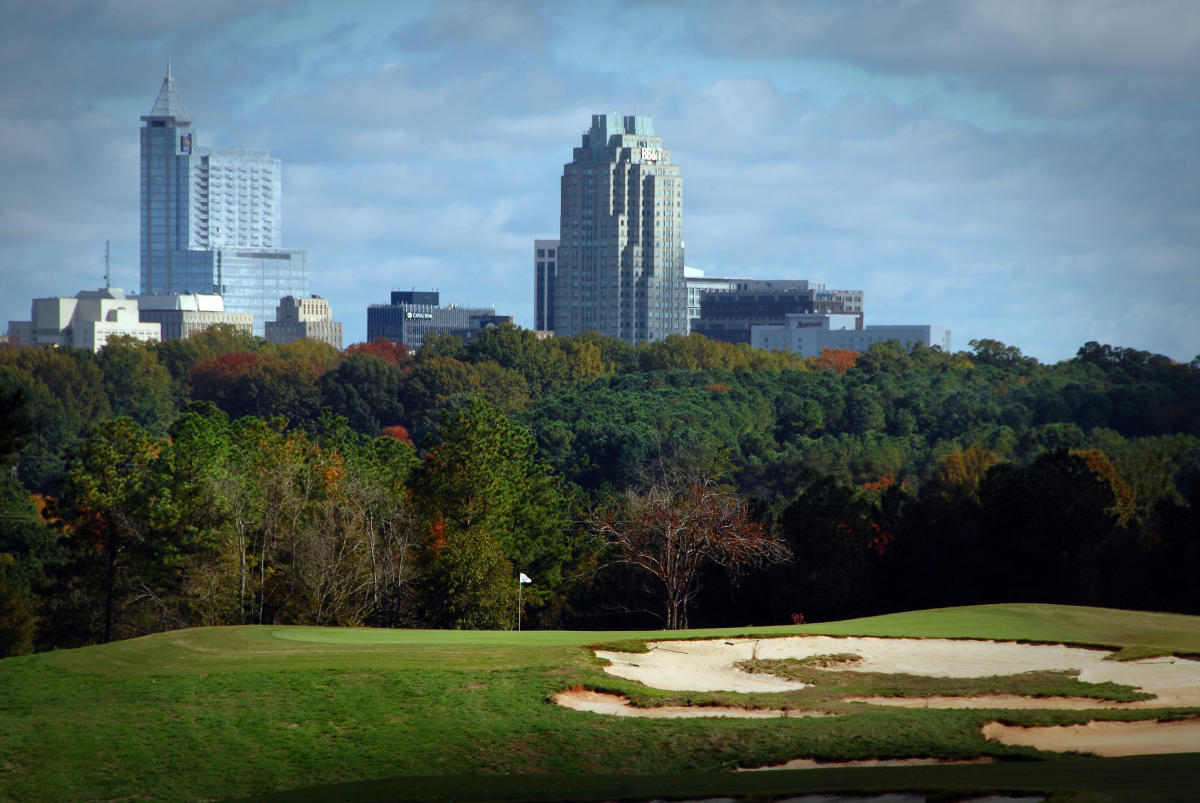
[59,418,164,642]
[0,349,113,493]
[548,337,613,389]
[0,554,35,657]
[96,336,175,434]
[968,338,1037,370]
[188,323,266,359]
[977,450,1123,605]
[466,323,569,396]
[771,476,883,622]
[319,354,408,435]
[411,397,572,628]
[404,355,529,436]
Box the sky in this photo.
[1,0,1198,363]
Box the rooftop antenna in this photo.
[104,240,111,289]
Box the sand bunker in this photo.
[595,637,1200,707]
[553,689,832,719]
[983,718,1200,756]
[580,636,1200,758]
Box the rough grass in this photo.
[1,603,1199,802]
[735,658,1155,704]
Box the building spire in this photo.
[145,59,191,121]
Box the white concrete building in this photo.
[264,295,343,349]
[752,313,950,357]
[137,293,253,340]
[7,288,161,352]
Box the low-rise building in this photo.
[691,279,864,344]
[264,295,343,349]
[137,293,253,340]
[7,288,161,352]
[683,267,743,334]
[367,291,497,349]
[752,313,950,357]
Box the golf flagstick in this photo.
[518,572,532,630]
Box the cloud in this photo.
[1,0,296,37]
[695,0,1200,117]
[392,0,557,53]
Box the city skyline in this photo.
[2,1,1198,362]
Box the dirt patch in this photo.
[982,718,1200,756]
[553,689,832,719]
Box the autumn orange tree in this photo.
[812,347,858,375]
[592,472,789,629]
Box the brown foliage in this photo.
[592,473,790,629]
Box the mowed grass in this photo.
[0,604,1198,801]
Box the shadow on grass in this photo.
[247,753,1200,802]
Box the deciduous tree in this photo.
[592,471,788,629]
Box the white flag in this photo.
[519,572,532,584]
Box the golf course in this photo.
[3,603,1200,801]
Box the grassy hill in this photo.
[2,604,1200,801]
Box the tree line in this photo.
[1,326,1197,653]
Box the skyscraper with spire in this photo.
[140,64,307,332]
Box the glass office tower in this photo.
[139,65,307,332]
[551,114,686,344]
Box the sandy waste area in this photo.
[554,636,1200,759]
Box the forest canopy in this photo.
[1,328,1197,652]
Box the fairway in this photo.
[3,604,1200,801]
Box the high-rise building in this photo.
[139,64,307,333]
[548,114,686,344]
[533,239,559,332]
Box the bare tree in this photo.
[591,472,789,629]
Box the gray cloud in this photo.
[392,0,557,53]
[696,0,1200,117]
